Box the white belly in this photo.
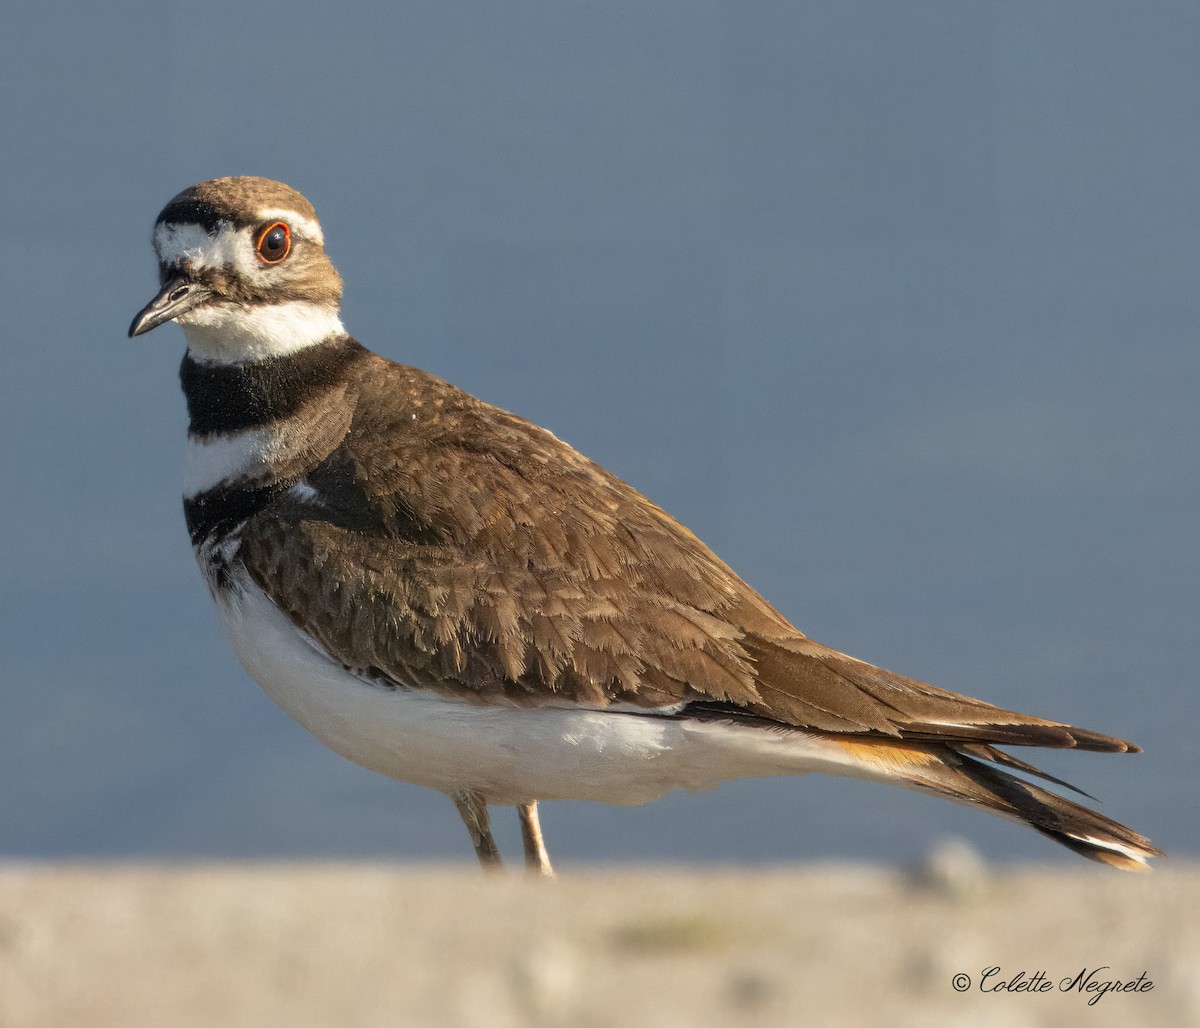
[212,571,867,806]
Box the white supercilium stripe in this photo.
[154,212,324,272]
[257,208,324,244]
[184,425,292,498]
[178,301,345,363]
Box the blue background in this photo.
[2,2,1195,867]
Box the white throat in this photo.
[179,301,345,364]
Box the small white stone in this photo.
[909,836,988,899]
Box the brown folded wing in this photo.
[236,353,1136,754]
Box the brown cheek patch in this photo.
[194,250,342,309]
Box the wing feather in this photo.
[236,354,1137,752]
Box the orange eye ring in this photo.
[255,221,291,264]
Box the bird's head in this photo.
[129,176,344,362]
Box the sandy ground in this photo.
[0,856,1196,1028]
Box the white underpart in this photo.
[184,425,305,497]
[213,570,885,806]
[198,534,242,578]
[178,301,344,363]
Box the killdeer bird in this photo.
[130,176,1160,875]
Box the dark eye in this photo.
[255,221,291,263]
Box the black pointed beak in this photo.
[128,275,212,337]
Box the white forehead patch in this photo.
[153,210,324,275]
[154,221,259,277]
[258,208,324,244]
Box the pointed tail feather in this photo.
[829,737,1163,870]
